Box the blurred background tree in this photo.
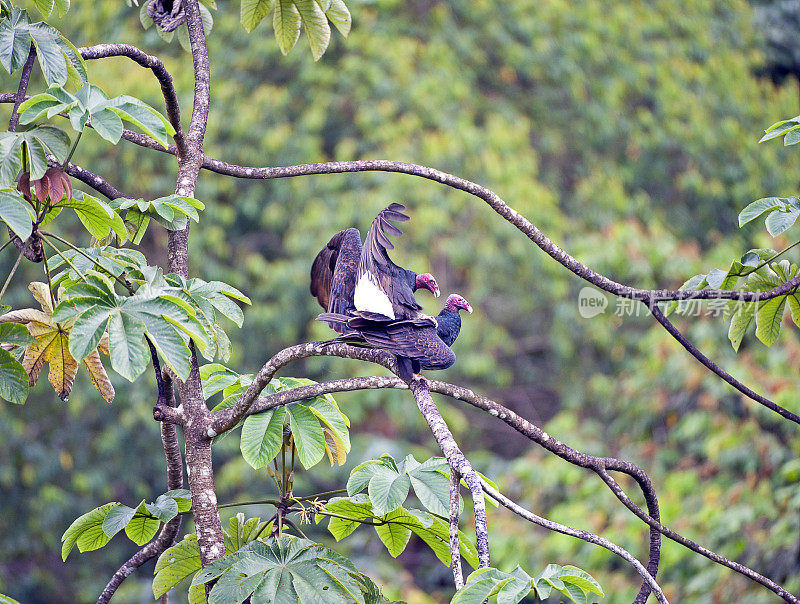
[2,0,800,601]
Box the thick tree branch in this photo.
[408,378,490,569]
[649,304,800,424]
[98,371,184,604]
[52,158,125,200]
[479,479,667,604]
[79,43,185,155]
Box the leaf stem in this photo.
[39,238,57,308]
[40,231,134,293]
[0,241,30,302]
[62,130,82,168]
[40,235,87,282]
[0,237,15,255]
[293,489,347,501]
[740,239,800,277]
[216,499,282,510]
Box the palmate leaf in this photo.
[240,406,287,469]
[192,536,366,604]
[322,497,479,569]
[453,564,603,604]
[56,191,127,240]
[20,83,173,146]
[61,502,118,560]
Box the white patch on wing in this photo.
[354,273,395,318]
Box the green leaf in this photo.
[33,0,55,18]
[368,466,410,516]
[324,498,373,541]
[153,534,202,599]
[0,346,29,404]
[755,295,787,346]
[58,192,127,240]
[374,508,411,557]
[192,537,366,604]
[273,0,301,55]
[106,95,175,147]
[407,460,451,517]
[28,23,67,86]
[739,197,783,227]
[240,406,287,469]
[765,207,800,237]
[727,301,756,351]
[108,311,148,381]
[66,305,112,361]
[146,495,179,523]
[61,502,118,559]
[102,503,137,538]
[287,402,326,469]
[241,0,274,32]
[326,0,350,36]
[90,107,124,143]
[125,501,160,546]
[0,190,33,240]
[295,0,330,60]
[0,8,32,75]
[560,566,604,600]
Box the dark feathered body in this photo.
[435,309,461,347]
[310,204,431,333]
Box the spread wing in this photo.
[354,203,421,320]
[310,228,362,315]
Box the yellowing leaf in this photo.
[323,426,347,466]
[83,348,114,403]
[1,288,113,403]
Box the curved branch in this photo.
[210,341,397,434]
[479,479,667,604]
[79,44,185,155]
[649,304,800,424]
[51,157,126,200]
[216,366,798,602]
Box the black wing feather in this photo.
[356,203,423,319]
[310,228,362,332]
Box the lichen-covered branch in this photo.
[210,342,396,434]
[408,379,490,569]
[479,479,668,604]
[79,43,185,154]
[449,468,464,590]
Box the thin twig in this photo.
[479,479,668,604]
[40,235,87,281]
[0,241,30,301]
[649,304,800,424]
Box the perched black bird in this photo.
[310,204,439,332]
[318,294,473,381]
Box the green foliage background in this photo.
[2,0,800,601]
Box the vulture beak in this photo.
[433,286,441,298]
[465,303,473,314]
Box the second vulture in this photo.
[310,203,439,333]
[319,293,473,381]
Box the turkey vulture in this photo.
[310,204,439,332]
[318,293,473,381]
